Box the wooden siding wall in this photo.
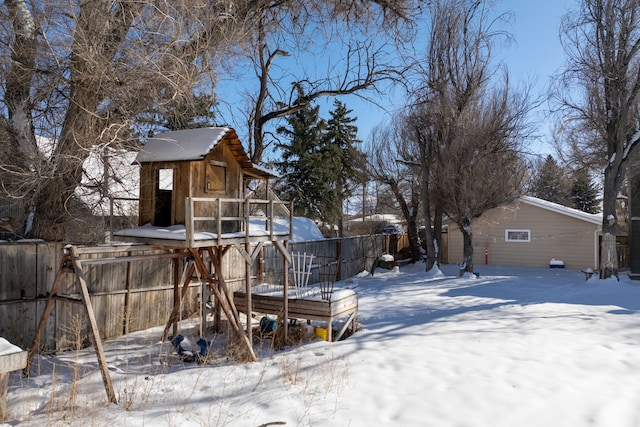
[447,201,600,269]
[138,141,243,227]
[0,235,393,351]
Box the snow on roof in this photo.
[134,127,279,179]
[251,163,281,179]
[286,216,325,242]
[136,127,230,163]
[520,195,602,225]
[346,213,401,224]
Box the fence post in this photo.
[336,239,342,280]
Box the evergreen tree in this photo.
[529,155,569,205]
[275,96,363,233]
[570,171,601,214]
[274,92,327,220]
[324,100,362,236]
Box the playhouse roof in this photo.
[135,127,277,179]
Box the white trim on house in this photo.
[521,196,603,269]
[505,229,531,242]
[520,196,602,225]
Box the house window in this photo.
[505,229,530,242]
[206,160,226,193]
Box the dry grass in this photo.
[8,312,354,426]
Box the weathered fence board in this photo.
[0,234,402,351]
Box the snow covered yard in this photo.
[4,263,640,426]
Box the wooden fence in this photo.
[257,235,389,287]
[0,234,399,351]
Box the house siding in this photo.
[447,199,600,269]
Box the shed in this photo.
[447,196,602,269]
[135,127,276,229]
[111,127,292,363]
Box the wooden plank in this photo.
[0,351,27,374]
[25,258,69,375]
[78,252,187,265]
[69,247,117,404]
[0,301,39,350]
[233,292,358,331]
[0,244,37,300]
[74,244,155,255]
[0,372,7,421]
[245,242,252,343]
[335,312,357,341]
[186,197,195,248]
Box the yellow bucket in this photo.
[315,327,328,341]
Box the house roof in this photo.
[135,127,278,179]
[520,195,602,225]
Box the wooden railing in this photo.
[184,197,293,247]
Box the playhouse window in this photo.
[206,160,226,193]
[505,229,530,242]
[157,168,173,190]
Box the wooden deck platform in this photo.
[113,197,292,249]
[233,288,358,342]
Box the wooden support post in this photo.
[123,260,133,335]
[172,256,180,337]
[25,256,69,375]
[161,257,196,341]
[197,248,256,361]
[0,372,8,422]
[68,246,117,404]
[245,242,252,344]
[25,246,117,405]
[283,240,289,343]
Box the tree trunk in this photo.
[600,175,618,279]
[433,204,443,265]
[406,220,422,263]
[421,171,436,271]
[599,155,623,279]
[460,218,474,275]
[389,180,421,263]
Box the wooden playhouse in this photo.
[116,126,357,344]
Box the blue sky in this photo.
[345,0,579,158]
[217,0,579,161]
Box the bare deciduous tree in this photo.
[1,0,250,240]
[0,0,416,241]
[365,119,423,263]
[409,0,532,274]
[555,0,640,278]
[241,1,417,163]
